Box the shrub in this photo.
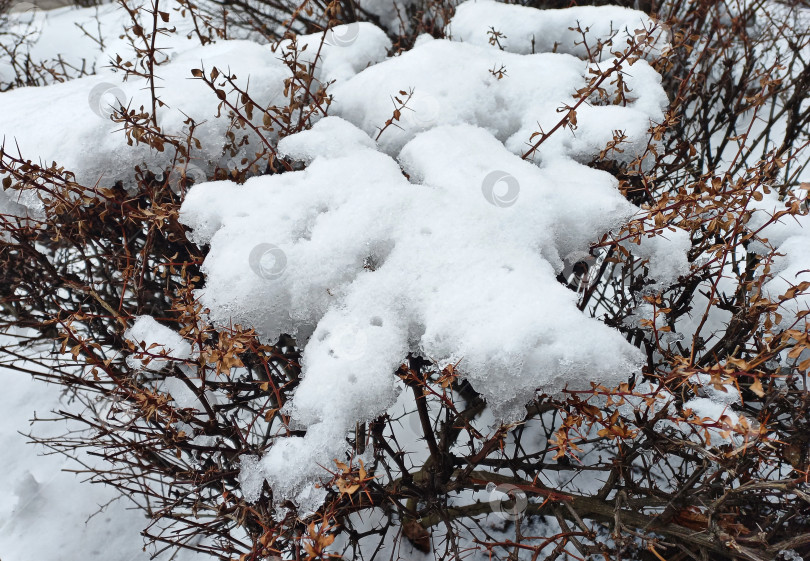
[0,0,808,559]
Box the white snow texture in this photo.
[176,1,670,504]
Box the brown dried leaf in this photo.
[402,520,431,553]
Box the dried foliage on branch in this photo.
[1,0,809,560]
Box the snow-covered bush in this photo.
[1,0,809,559]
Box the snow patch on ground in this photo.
[0,337,196,560]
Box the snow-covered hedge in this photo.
[175,1,675,504]
[2,0,809,559]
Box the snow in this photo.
[160,375,204,408]
[0,3,805,558]
[1,0,808,556]
[0,7,389,193]
[448,0,666,59]
[181,118,649,438]
[631,226,691,286]
[748,190,810,251]
[8,0,787,528]
[355,0,416,35]
[330,35,667,160]
[682,397,740,442]
[0,188,33,228]
[0,336,195,561]
[0,4,126,87]
[749,190,810,323]
[762,235,810,322]
[291,22,391,83]
[179,0,672,503]
[124,315,192,370]
[689,373,741,405]
[1,38,287,187]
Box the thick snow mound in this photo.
[0,12,389,190]
[181,117,652,502]
[331,36,666,159]
[291,22,391,82]
[0,39,286,186]
[178,1,675,506]
[449,0,665,59]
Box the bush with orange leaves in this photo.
[1,0,809,560]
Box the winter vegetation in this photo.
[0,0,809,559]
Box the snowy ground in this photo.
[1,4,131,554]
[0,362,197,560]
